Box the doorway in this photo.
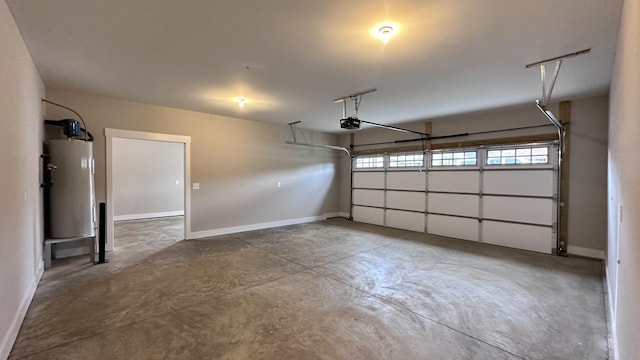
[105,129,191,251]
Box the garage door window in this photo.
[355,155,384,169]
[431,151,477,167]
[486,146,549,165]
[389,153,424,168]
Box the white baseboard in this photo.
[37,260,44,279]
[605,258,618,360]
[324,212,344,219]
[187,213,335,239]
[114,210,184,221]
[0,261,44,360]
[567,245,606,259]
[337,212,350,218]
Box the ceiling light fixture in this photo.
[235,97,247,108]
[372,23,397,44]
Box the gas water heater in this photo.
[47,135,96,238]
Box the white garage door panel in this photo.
[353,172,385,189]
[351,149,556,254]
[353,206,384,226]
[387,191,425,212]
[483,196,553,225]
[428,171,480,193]
[353,189,384,207]
[428,193,479,218]
[387,210,425,232]
[483,221,553,254]
[483,170,553,197]
[427,214,478,241]
[387,171,425,191]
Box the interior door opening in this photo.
[106,129,191,252]
[112,137,185,249]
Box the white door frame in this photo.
[105,128,191,251]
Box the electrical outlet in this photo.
[192,183,200,190]
[277,182,281,188]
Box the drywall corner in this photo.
[0,262,43,360]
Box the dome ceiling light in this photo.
[372,23,398,44]
[235,97,248,108]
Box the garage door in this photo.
[351,144,558,254]
[352,154,426,230]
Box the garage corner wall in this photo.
[44,89,342,238]
[608,0,640,358]
[567,96,608,257]
[0,1,46,358]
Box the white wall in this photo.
[339,96,609,256]
[113,138,184,220]
[44,89,343,237]
[0,1,45,358]
[608,0,640,358]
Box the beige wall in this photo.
[608,0,640,358]
[113,138,184,219]
[0,0,45,357]
[44,89,342,234]
[339,95,609,255]
[568,96,609,254]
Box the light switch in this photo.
[192,183,200,190]
[277,182,281,188]
[176,180,180,185]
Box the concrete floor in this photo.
[10,217,608,359]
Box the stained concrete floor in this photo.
[10,217,608,359]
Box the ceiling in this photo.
[8,0,622,133]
